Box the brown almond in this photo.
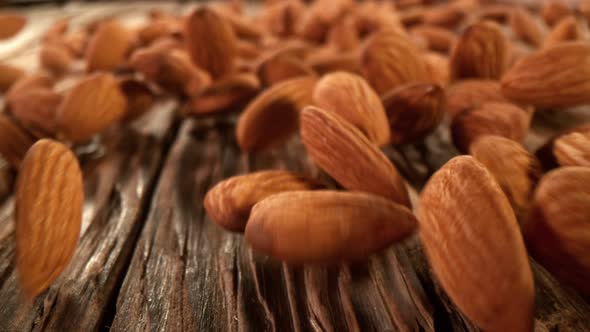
[211,4,264,41]
[523,167,590,295]
[470,135,542,220]
[296,0,352,43]
[204,170,321,232]
[313,72,391,146]
[327,15,360,52]
[553,131,590,167]
[444,79,509,118]
[423,52,451,87]
[541,0,572,27]
[118,77,157,122]
[160,49,212,97]
[542,16,583,49]
[0,13,26,40]
[501,42,590,108]
[256,0,304,37]
[382,82,445,144]
[236,76,315,151]
[510,7,544,48]
[6,88,61,136]
[86,20,133,72]
[245,190,416,263]
[63,30,89,58]
[450,22,508,80]
[535,123,590,170]
[56,73,127,143]
[0,114,35,168]
[354,1,404,35]
[40,43,73,75]
[0,63,25,93]
[361,29,430,95]
[185,7,237,79]
[137,19,180,46]
[256,52,315,86]
[410,25,457,54]
[422,4,465,29]
[300,106,411,207]
[451,102,531,153]
[419,155,534,332]
[15,139,83,298]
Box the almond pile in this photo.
[1,1,590,330]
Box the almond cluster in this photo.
[0,1,589,331]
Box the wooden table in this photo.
[0,2,589,331]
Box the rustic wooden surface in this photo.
[0,3,589,332]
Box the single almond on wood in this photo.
[313,71,391,146]
[300,106,411,207]
[553,131,590,167]
[451,102,530,153]
[205,170,321,232]
[510,7,544,48]
[542,16,583,49]
[470,135,542,221]
[450,21,508,80]
[444,79,509,118]
[419,155,534,332]
[0,13,26,40]
[185,7,237,79]
[541,0,572,27]
[6,87,61,136]
[236,76,315,151]
[523,167,590,296]
[382,82,444,144]
[15,139,83,298]
[40,43,73,75]
[502,42,590,108]
[56,73,127,143]
[0,63,24,93]
[256,51,315,86]
[85,20,133,72]
[0,114,35,168]
[410,25,457,54]
[245,190,416,263]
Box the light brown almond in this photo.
[256,52,315,86]
[0,63,25,93]
[541,0,572,27]
[40,43,73,75]
[0,13,26,40]
[419,155,534,332]
[523,167,590,295]
[15,139,83,298]
[313,71,391,146]
[211,4,264,41]
[296,0,352,43]
[85,20,133,72]
[204,170,321,232]
[0,114,35,168]
[535,123,590,170]
[160,49,212,97]
[300,106,411,207]
[236,76,315,151]
[553,131,590,167]
[63,30,89,58]
[542,16,583,49]
[245,190,416,263]
[6,87,61,136]
[56,73,127,143]
[510,7,544,48]
[256,0,304,38]
[444,79,508,118]
[354,1,404,35]
[501,42,590,108]
[382,82,445,144]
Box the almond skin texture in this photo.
[0,14,26,40]
[451,102,530,153]
[510,7,544,47]
[502,42,590,108]
[313,72,391,146]
[542,16,583,49]
[301,106,411,208]
[444,79,509,118]
[450,22,508,80]
[524,167,590,295]
[185,7,237,79]
[553,131,590,167]
[361,29,430,95]
[85,20,132,72]
[236,76,315,151]
[56,73,127,143]
[0,114,35,168]
[382,82,444,144]
[15,139,83,298]
[470,135,542,220]
[245,190,416,263]
[0,63,25,93]
[204,170,321,232]
[419,156,534,332]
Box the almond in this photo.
[535,123,590,170]
[187,72,260,116]
[410,25,457,54]
[137,19,180,46]
[300,106,411,207]
[204,170,321,232]
[119,77,156,122]
[56,73,127,143]
[296,0,352,43]
[0,114,35,168]
[40,43,73,75]
[6,88,61,136]
[450,21,508,80]
[361,29,430,95]
[451,102,531,153]
[354,1,404,35]
[211,4,264,41]
[422,4,465,29]
[305,48,361,75]
[423,52,450,87]
[541,0,572,27]
[327,15,360,52]
[15,139,83,298]
[0,13,26,40]
[85,20,133,72]
[444,79,508,118]
[63,30,89,58]
[236,76,315,151]
[43,17,68,43]
[553,131,590,167]
[160,49,212,97]
[542,16,583,49]
[382,82,444,144]
[419,155,534,332]
[313,71,391,146]
[256,52,315,86]
[501,42,590,108]
[470,135,542,220]
[185,7,237,79]
[523,167,590,295]
[256,0,304,37]
[510,7,544,48]
[245,190,416,263]
[0,63,25,93]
